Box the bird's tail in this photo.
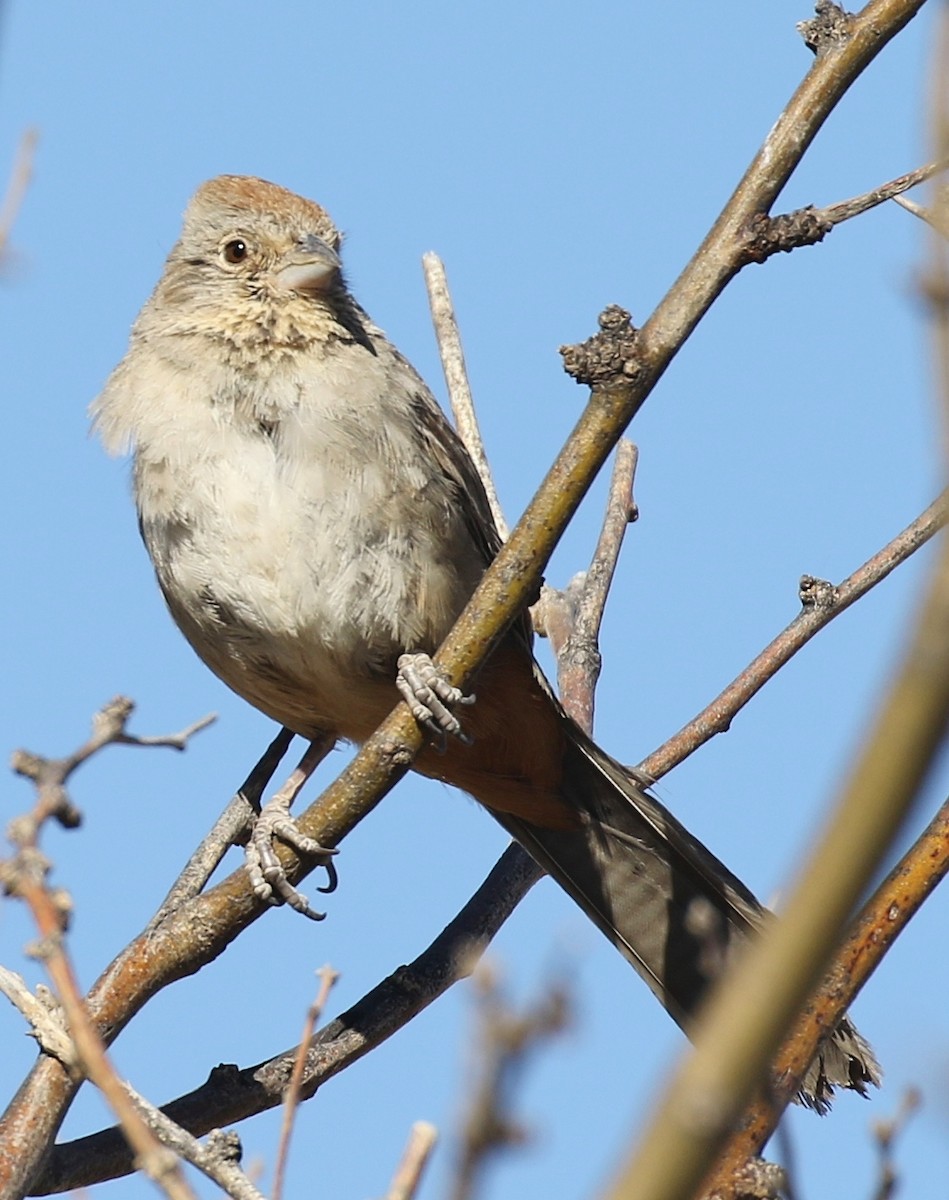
[493,725,881,1113]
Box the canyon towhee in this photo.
[92,175,878,1109]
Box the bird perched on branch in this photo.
[93,175,879,1111]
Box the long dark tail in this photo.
[493,726,880,1113]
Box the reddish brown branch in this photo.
[700,794,949,1197]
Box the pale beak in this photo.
[272,234,341,294]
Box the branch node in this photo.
[92,696,136,742]
[205,1128,243,1164]
[797,1,857,58]
[739,209,833,265]
[26,930,67,963]
[1,844,51,895]
[799,574,839,610]
[726,1155,787,1200]
[559,305,640,386]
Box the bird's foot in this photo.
[396,652,475,749]
[245,739,337,921]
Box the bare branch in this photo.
[545,440,639,731]
[424,252,508,540]
[640,489,949,782]
[702,793,949,1195]
[820,158,949,224]
[609,287,949,1200]
[451,967,569,1200]
[739,157,949,262]
[0,127,38,260]
[869,1089,921,1200]
[123,1088,264,1200]
[271,965,339,1200]
[4,727,200,1200]
[113,711,217,751]
[0,968,77,1074]
[149,727,295,926]
[385,1121,439,1200]
[30,843,542,1194]
[893,190,949,236]
[8,696,214,834]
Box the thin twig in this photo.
[423,252,509,539]
[0,967,77,1073]
[545,440,639,731]
[9,696,215,833]
[386,1121,439,1200]
[4,720,200,1200]
[640,489,949,782]
[819,157,949,225]
[31,844,543,1193]
[114,712,217,751]
[271,965,339,1200]
[740,157,949,262]
[123,1087,265,1200]
[869,1089,921,1200]
[893,190,949,236]
[451,968,570,1200]
[149,727,295,927]
[0,973,263,1199]
[0,127,38,259]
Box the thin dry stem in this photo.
[123,1087,264,1200]
[386,1121,439,1200]
[893,190,949,236]
[424,252,509,539]
[16,864,196,1200]
[149,727,295,926]
[536,440,639,731]
[0,127,38,259]
[8,696,214,835]
[271,965,339,1200]
[2,700,217,1200]
[818,157,949,225]
[114,711,217,751]
[0,967,77,1073]
[640,489,949,782]
[32,844,542,1193]
[451,969,569,1200]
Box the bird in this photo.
[92,174,879,1111]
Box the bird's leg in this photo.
[246,734,338,920]
[396,652,476,748]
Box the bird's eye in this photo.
[222,239,248,264]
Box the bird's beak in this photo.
[272,234,341,295]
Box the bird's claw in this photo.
[396,652,475,748]
[246,793,338,921]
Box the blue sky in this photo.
[1,3,945,1199]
